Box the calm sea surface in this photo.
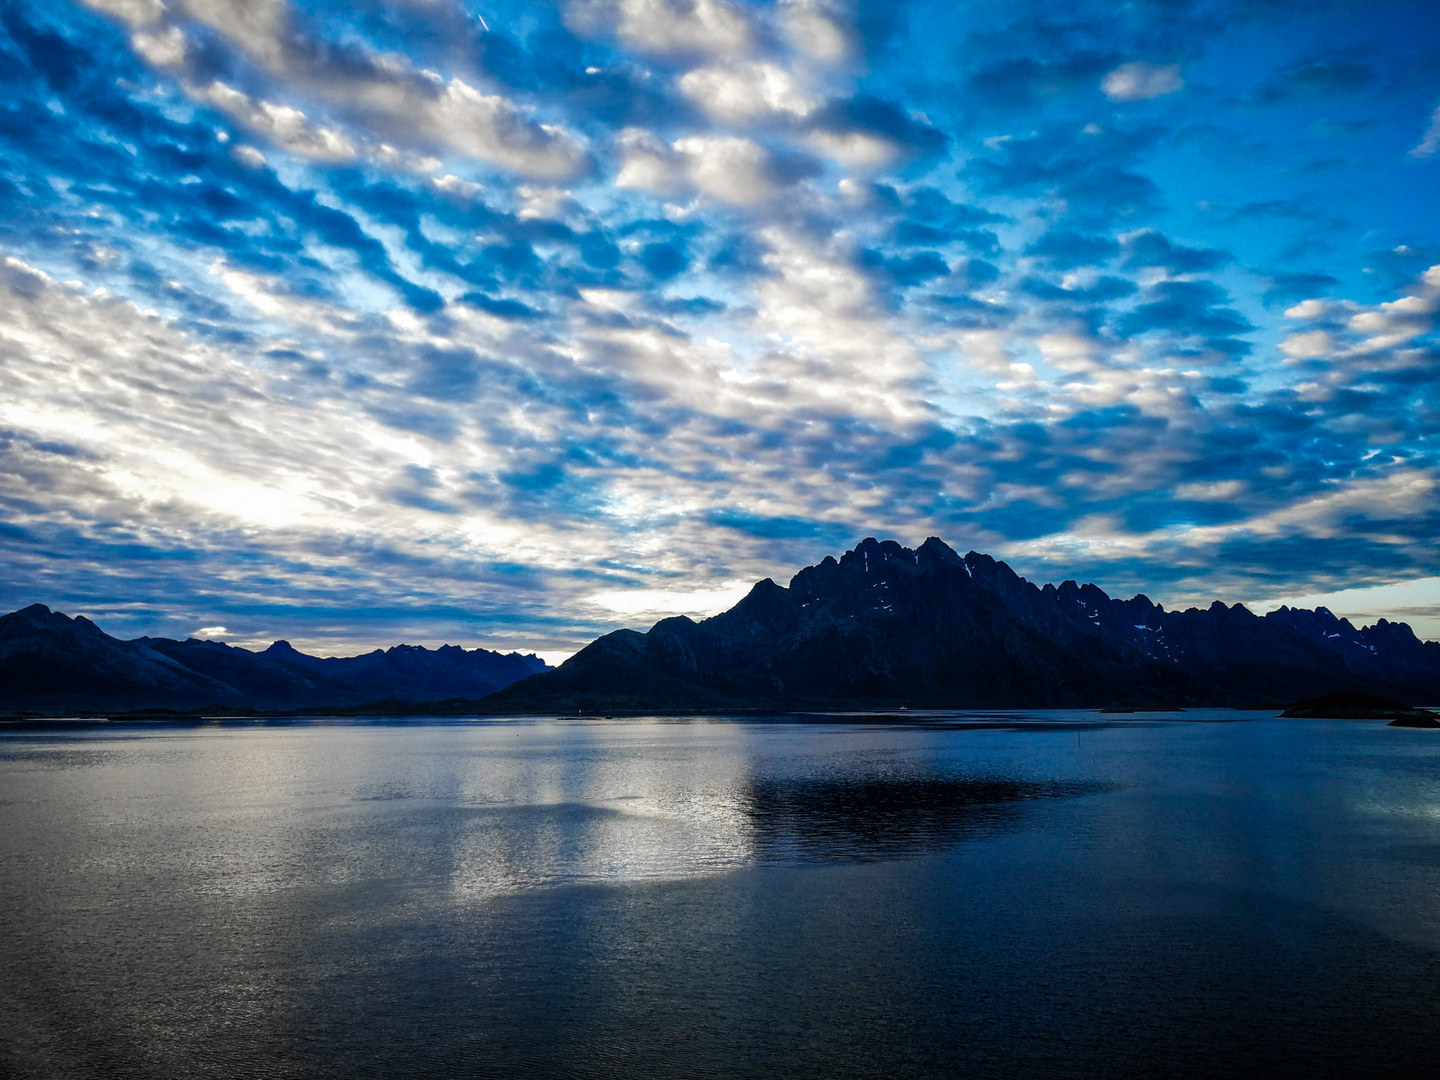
[2,712,1438,1078]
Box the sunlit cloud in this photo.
[0,0,1436,654]
[586,580,755,618]
[567,0,753,57]
[1101,62,1183,102]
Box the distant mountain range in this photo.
[484,537,1440,712]
[5,537,1438,716]
[0,604,549,714]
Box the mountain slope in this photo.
[7,538,1436,715]
[258,640,547,701]
[483,537,1440,711]
[0,605,241,712]
[0,606,549,713]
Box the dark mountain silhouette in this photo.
[481,537,1440,712]
[6,537,1437,715]
[0,604,241,713]
[0,604,548,714]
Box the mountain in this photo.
[481,537,1440,712]
[8,538,1437,715]
[0,604,244,713]
[0,604,549,714]
[254,639,546,701]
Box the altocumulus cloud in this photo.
[1101,62,1183,102]
[0,0,1436,654]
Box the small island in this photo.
[1280,690,1440,727]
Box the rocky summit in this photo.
[481,537,1440,713]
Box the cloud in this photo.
[89,0,590,178]
[428,79,588,179]
[617,130,810,204]
[1278,329,1337,360]
[807,95,948,169]
[7,0,1440,652]
[77,0,165,28]
[1410,104,1440,159]
[1026,230,1119,269]
[1117,279,1253,348]
[615,128,689,194]
[1277,264,1438,364]
[130,26,187,67]
[230,144,267,168]
[0,250,633,648]
[566,0,752,57]
[779,0,851,63]
[678,61,815,123]
[965,124,1164,221]
[1101,62,1182,102]
[171,0,292,70]
[675,135,785,203]
[193,81,357,161]
[860,248,949,288]
[1261,59,1376,102]
[1120,230,1230,273]
[586,579,753,617]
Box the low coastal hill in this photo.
[482,537,1440,713]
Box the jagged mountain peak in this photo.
[918,536,965,566]
[742,577,785,599]
[8,538,1437,715]
[838,537,913,571]
[484,537,1440,712]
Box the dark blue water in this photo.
[2,712,1438,1078]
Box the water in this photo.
[2,712,1438,1078]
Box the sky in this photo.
[0,0,1438,661]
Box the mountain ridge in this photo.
[0,603,549,713]
[481,537,1440,712]
[4,537,1436,715]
